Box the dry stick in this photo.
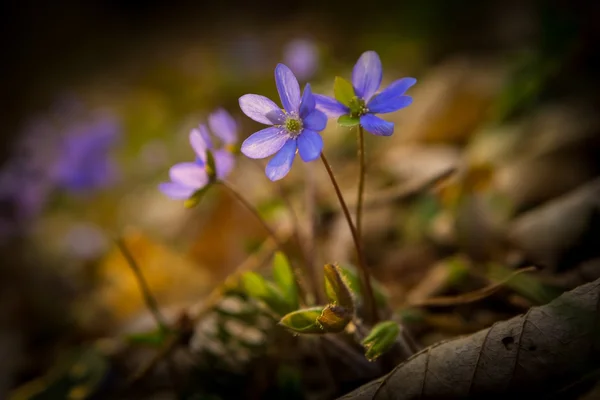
[356,125,366,241]
[219,180,308,305]
[408,266,538,308]
[129,236,280,385]
[320,153,378,323]
[115,237,168,332]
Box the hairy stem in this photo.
[356,125,366,241]
[320,153,379,323]
[219,180,307,304]
[115,238,168,332]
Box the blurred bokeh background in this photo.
[1,0,600,398]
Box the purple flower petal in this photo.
[368,95,413,114]
[367,77,416,113]
[360,114,394,136]
[314,94,350,118]
[198,124,214,149]
[241,126,288,159]
[189,128,208,163]
[208,108,237,144]
[299,83,316,118]
[297,129,323,162]
[275,64,301,113]
[159,182,196,200]
[213,149,235,179]
[265,139,297,181]
[352,51,382,102]
[239,94,286,125]
[169,162,209,187]
[303,109,327,131]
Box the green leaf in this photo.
[361,320,400,361]
[184,185,211,208]
[323,264,355,312]
[338,115,360,127]
[316,304,352,333]
[272,252,299,310]
[338,264,389,308]
[241,272,293,316]
[279,307,325,334]
[334,76,355,106]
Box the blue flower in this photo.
[314,51,416,136]
[159,109,238,200]
[283,38,319,81]
[239,63,327,181]
[53,115,121,192]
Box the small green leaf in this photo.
[338,115,360,127]
[279,307,325,334]
[241,272,293,316]
[205,149,218,182]
[272,252,299,310]
[323,264,354,312]
[361,320,400,361]
[338,264,389,308]
[334,76,355,106]
[184,185,211,208]
[317,304,352,333]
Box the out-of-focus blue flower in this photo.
[239,64,327,181]
[283,38,319,81]
[52,114,121,192]
[314,51,416,136]
[159,109,238,200]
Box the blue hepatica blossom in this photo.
[283,38,319,81]
[314,51,416,136]
[239,63,327,181]
[159,109,238,200]
[53,115,121,192]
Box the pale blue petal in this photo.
[352,51,382,102]
[297,129,323,162]
[275,64,301,113]
[213,149,235,179]
[239,94,285,125]
[367,77,416,113]
[189,128,208,163]
[169,162,209,188]
[314,94,349,118]
[360,114,394,136]
[265,139,297,181]
[159,182,196,200]
[302,109,327,131]
[241,126,288,159]
[299,83,316,118]
[208,108,237,144]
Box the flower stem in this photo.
[115,237,169,332]
[219,180,308,304]
[356,125,366,241]
[319,153,379,323]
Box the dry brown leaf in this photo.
[339,278,600,399]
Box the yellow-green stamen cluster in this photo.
[285,115,303,137]
[349,96,368,118]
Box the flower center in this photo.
[284,115,303,137]
[349,96,368,117]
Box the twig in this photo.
[408,266,538,307]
